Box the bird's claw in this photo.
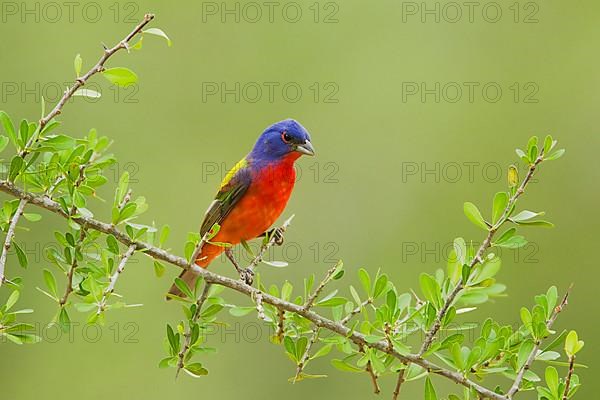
[240,267,255,285]
[264,228,285,246]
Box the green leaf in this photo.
[143,28,172,46]
[495,227,516,245]
[8,156,24,181]
[0,136,9,152]
[43,269,58,298]
[5,290,19,310]
[419,273,442,309]
[331,359,362,372]
[317,297,347,308]
[517,339,534,369]
[73,89,101,99]
[74,53,82,76]
[373,273,388,298]
[13,242,28,268]
[173,277,194,299]
[0,111,17,145]
[103,67,138,87]
[153,261,165,277]
[543,135,555,154]
[106,235,120,254]
[565,330,584,356]
[511,210,544,222]
[184,363,208,377]
[520,307,533,334]
[513,220,555,228]
[23,213,42,222]
[262,260,288,268]
[463,202,488,230]
[166,324,178,352]
[159,225,170,246]
[508,164,519,187]
[39,135,77,151]
[492,192,508,224]
[358,268,371,296]
[424,376,438,399]
[545,149,565,161]
[515,148,529,163]
[545,366,559,396]
[58,307,70,332]
[229,306,255,317]
[495,235,527,249]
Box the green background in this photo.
[0,0,598,398]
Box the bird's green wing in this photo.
[199,158,251,237]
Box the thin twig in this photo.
[506,286,572,398]
[362,346,381,394]
[0,180,508,400]
[97,244,136,314]
[562,355,576,400]
[394,153,546,397]
[23,14,155,159]
[340,299,371,325]
[176,282,213,377]
[392,367,407,400]
[293,327,320,383]
[247,214,295,273]
[304,262,340,310]
[0,198,27,287]
[275,308,285,342]
[59,228,87,306]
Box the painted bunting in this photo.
[168,119,314,298]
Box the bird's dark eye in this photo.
[281,132,292,143]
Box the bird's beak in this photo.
[295,140,315,156]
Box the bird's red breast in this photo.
[195,153,299,267]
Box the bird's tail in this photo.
[167,269,198,299]
[166,242,225,300]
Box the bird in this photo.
[168,119,315,298]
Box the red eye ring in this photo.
[281,131,292,143]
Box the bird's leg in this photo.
[225,248,254,285]
[261,227,285,246]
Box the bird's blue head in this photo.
[249,119,315,163]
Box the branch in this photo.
[340,298,372,325]
[27,14,154,156]
[0,198,27,287]
[0,179,506,398]
[420,154,544,356]
[59,229,87,306]
[562,355,576,400]
[247,214,295,273]
[506,287,571,398]
[97,244,136,315]
[293,327,320,383]
[304,262,340,310]
[387,154,548,398]
[176,281,212,377]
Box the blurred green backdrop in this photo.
[0,0,598,398]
